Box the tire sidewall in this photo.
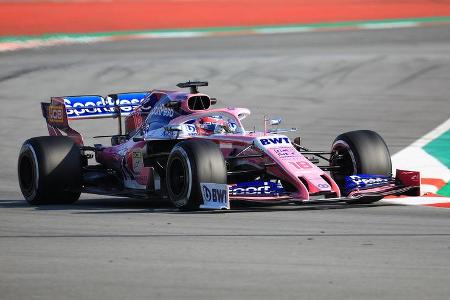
[331,130,392,177]
[18,143,40,202]
[17,136,82,205]
[166,146,193,208]
[331,130,392,203]
[165,139,226,210]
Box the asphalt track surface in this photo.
[1,26,450,299]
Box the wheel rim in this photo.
[330,141,357,184]
[18,154,35,196]
[168,157,187,197]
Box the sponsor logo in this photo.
[259,137,290,146]
[317,183,330,189]
[229,181,285,196]
[345,174,390,191]
[149,103,174,118]
[48,105,64,124]
[273,147,298,158]
[131,150,143,173]
[200,183,230,209]
[202,185,227,203]
[184,124,197,135]
[349,175,389,185]
[141,94,154,111]
[65,96,144,117]
[228,122,238,131]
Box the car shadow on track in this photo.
[0,198,399,214]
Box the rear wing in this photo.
[62,93,147,120]
[41,92,148,145]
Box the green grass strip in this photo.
[424,128,450,197]
[437,182,450,197]
[424,129,450,169]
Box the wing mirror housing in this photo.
[164,124,183,132]
[270,119,282,126]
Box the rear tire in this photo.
[166,139,227,210]
[18,136,82,205]
[330,130,392,204]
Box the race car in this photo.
[17,81,420,210]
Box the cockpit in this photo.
[143,110,246,140]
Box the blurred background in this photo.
[1,2,450,300]
[0,0,449,176]
[1,0,450,195]
[2,0,450,36]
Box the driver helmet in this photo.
[195,116,229,135]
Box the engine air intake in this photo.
[188,95,211,110]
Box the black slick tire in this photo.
[330,130,392,204]
[166,139,227,210]
[18,136,82,205]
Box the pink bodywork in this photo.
[41,88,418,203]
[166,107,341,201]
[88,104,342,201]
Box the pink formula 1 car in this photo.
[18,81,420,210]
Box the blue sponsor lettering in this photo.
[274,147,297,158]
[213,189,227,203]
[202,185,227,203]
[259,137,290,146]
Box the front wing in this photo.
[227,169,420,205]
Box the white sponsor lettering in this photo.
[64,97,142,117]
[230,182,271,196]
[255,135,291,149]
[349,175,388,186]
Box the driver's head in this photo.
[195,116,228,135]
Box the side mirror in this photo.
[270,119,282,126]
[164,124,183,132]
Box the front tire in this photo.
[330,130,392,203]
[18,136,82,205]
[166,139,227,210]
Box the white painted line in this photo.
[256,27,313,34]
[382,196,450,206]
[392,147,450,182]
[136,32,206,39]
[392,118,450,182]
[359,21,418,29]
[408,118,450,148]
